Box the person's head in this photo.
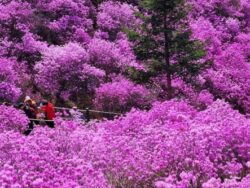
[31,100,36,105]
[41,99,48,106]
[24,96,32,104]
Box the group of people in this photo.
[21,96,56,134]
[19,96,86,135]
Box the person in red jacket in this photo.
[41,100,55,128]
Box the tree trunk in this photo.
[91,0,102,31]
[164,12,172,99]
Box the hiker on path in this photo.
[69,106,85,122]
[22,96,38,135]
[41,100,56,128]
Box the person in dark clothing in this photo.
[22,96,37,135]
[14,102,24,109]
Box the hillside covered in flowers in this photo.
[0,0,249,187]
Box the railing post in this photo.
[86,108,90,122]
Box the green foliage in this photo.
[130,0,211,86]
[122,27,140,41]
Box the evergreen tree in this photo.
[130,0,211,99]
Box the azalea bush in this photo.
[35,42,105,99]
[92,100,250,187]
[0,58,21,102]
[0,105,28,133]
[189,0,250,114]
[97,1,139,32]
[94,76,153,112]
[0,0,250,187]
[1,100,250,187]
[0,128,111,187]
[0,0,141,105]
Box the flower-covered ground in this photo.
[0,0,249,187]
[0,100,250,187]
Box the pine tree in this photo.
[131,0,211,99]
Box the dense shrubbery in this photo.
[0,0,249,187]
[0,58,21,102]
[0,0,141,105]
[0,105,28,133]
[0,0,249,111]
[93,100,250,187]
[0,127,111,187]
[35,42,105,98]
[189,0,250,114]
[94,76,153,112]
[0,101,250,187]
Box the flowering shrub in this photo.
[0,100,250,187]
[172,78,214,109]
[0,0,250,187]
[0,0,142,106]
[0,105,28,133]
[35,42,105,98]
[92,100,250,187]
[0,58,21,102]
[0,128,111,187]
[94,76,153,112]
[97,1,138,32]
[189,0,250,114]
[152,75,214,109]
[88,36,142,74]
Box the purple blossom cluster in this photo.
[94,76,153,112]
[0,58,21,102]
[189,0,250,114]
[0,105,28,133]
[0,0,141,102]
[1,100,250,187]
[97,1,139,31]
[0,127,111,187]
[0,0,250,186]
[91,100,250,187]
[35,42,105,98]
